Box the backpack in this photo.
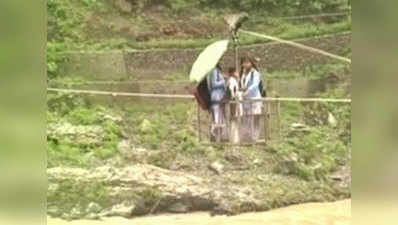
[193,78,211,110]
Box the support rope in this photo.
[240,30,351,64]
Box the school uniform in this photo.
[240,68,264,142]
[240,68,263,115]
[226,76,242,143]
[207,67,227,141]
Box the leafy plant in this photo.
[47,42,68,78]
[47,93,123,168]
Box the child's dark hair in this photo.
[228,67,236,74]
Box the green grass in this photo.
[268,85,351,181]
[123,102,203,158]
[46,93,205,169]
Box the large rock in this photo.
[328,112,338,127]
[47,122,105,145]
[209,161,224,175]
[47,164,257,219]
[106,202,135,217]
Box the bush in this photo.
[47,42,68,78]
[272,85,351,181]
[47,93,123,168]
[272,126,347,181]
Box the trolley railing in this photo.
[47,88,351,146]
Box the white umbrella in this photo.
[189,40,229,84]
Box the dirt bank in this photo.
[47,159,350,220]
[48,199,350,225]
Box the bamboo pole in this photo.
[47,88,195,99]
[47,88,352,103]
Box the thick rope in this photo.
[47,88,351,103]
[240,30,351,64]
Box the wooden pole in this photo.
[250,101,254,144]
[263,103,267,144]
[277,100,281,139]
[266,101,271,140]
[234,41,239,70]
[197,104,201,142]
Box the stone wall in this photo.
[59,33,351,81]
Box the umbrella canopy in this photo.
[189,40,229,83]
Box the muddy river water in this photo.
[48,199,350,225]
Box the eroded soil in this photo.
[48,199,351,225]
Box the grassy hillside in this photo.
[47,0,351,220]
[47,0,351,77]
[47,0,351,49]
[46,82,351,219]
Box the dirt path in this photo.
[48,199,350,225]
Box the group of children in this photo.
[207,56,266,143]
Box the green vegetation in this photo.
[48,179,112,219]
[47,0,351,61]
[46,0,351,79]
[47,42,69,78]
[46,84,351,218]
[46,0,351,219]
[125,103,196,151]
[48,175,163,219]
[46,91,203,169]
[47,93,124,168]
[269,86,350,181]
